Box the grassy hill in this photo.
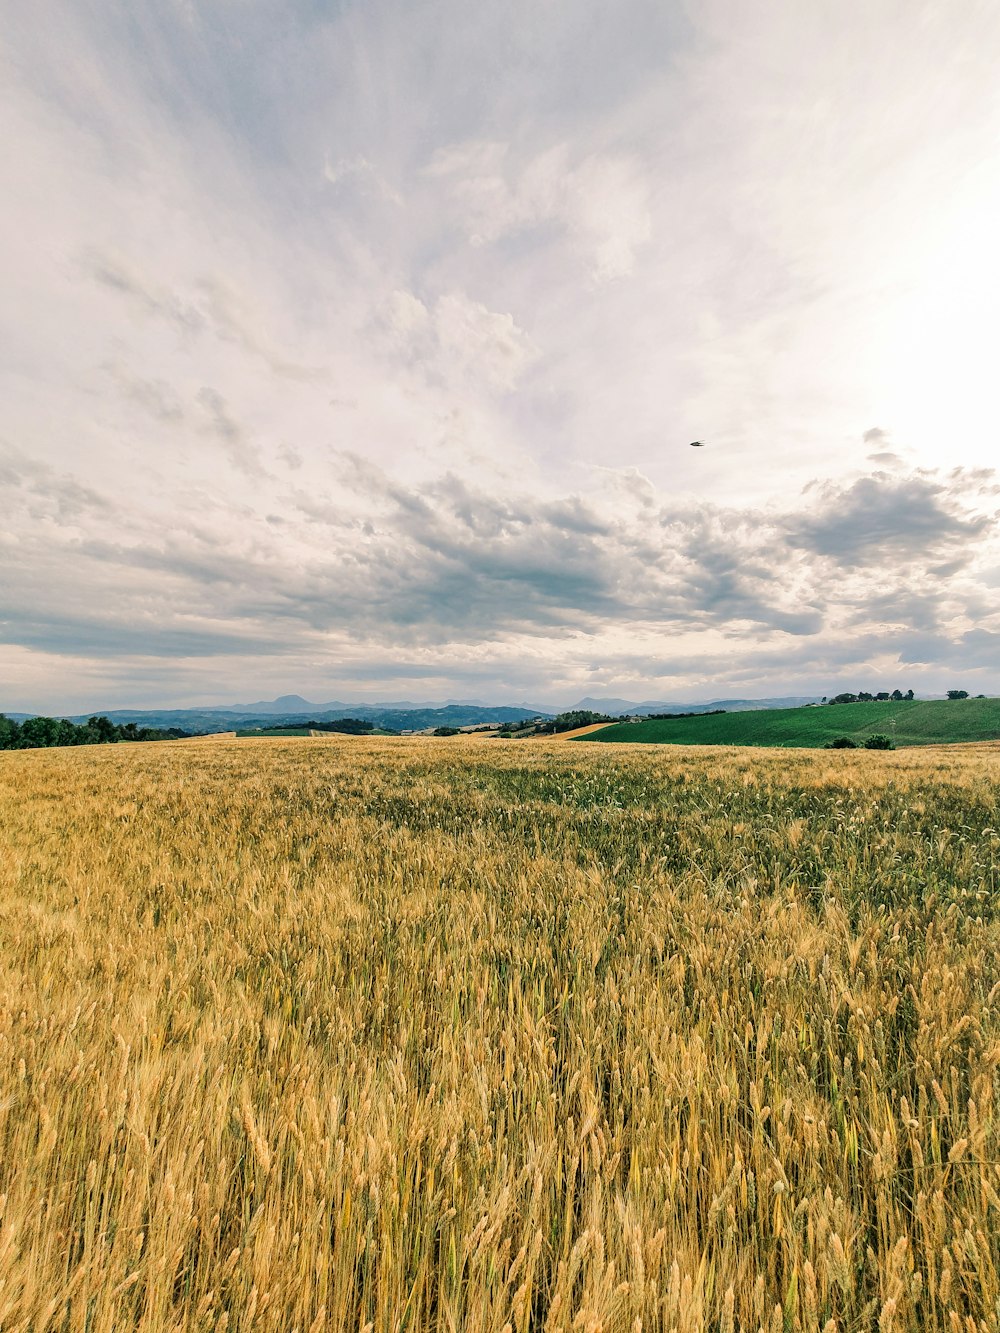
[584,695,1000,748]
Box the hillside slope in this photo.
[38,702,547,734]
[584,696,1000,748]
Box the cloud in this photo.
[426,139,652,281]
[323,154,403,206]
[4,446,996,708]
[786,473,994,568]
[383,288,539,391]
[196,387,267,477]
[82,250,323,381]
[105,364,186,424]
[0,445,113,522]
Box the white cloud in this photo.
[427,139,652,280]
[433,292,539,389]
[384,288,539,392]
[323,154,403,206]
[3,435,998,709]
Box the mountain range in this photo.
[3,693,825,733]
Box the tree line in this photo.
[529,710,617,735]
[826,690,981,704]
[826,690,914,704]
[0,714,190,750]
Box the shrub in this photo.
[863,734,894,750]
[826,737,858,749]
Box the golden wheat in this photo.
[1,735,999,1331]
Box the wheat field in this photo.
[1,735,999,1332]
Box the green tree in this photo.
[864,734,894,750]
[551,710,612,732]
[88,715,119,743]
[946,689,969,700]
[56,719,80,746]
[18,716,60,748]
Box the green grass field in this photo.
[586,695,1000,748]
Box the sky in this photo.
[3,0,1000,712]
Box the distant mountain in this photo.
[32,701,551,734]
[217,695,496,715]
[5,693,895,732]
[339,704,545,733]
[572,697,646,715]
[219,694,328,714]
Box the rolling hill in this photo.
[17,702,549,734]
[571,694,821,714]
[583,696,1000,748]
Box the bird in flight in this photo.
[689,440,705,448]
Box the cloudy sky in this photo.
[4,0,1000,711]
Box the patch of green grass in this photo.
[585,696,1000,749]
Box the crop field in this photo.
[590,696,1000,749]
[2,736,1000,1331]
[234,728,313,738]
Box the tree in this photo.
[826,737,857,749]
[864,734,894,750]
[0,714,20,749]
[905,689,914,700]
[88,715,119,743]
[891,689,903,701]
[946,690,969,700]
[18,716,60,748]
[875,692,890,701]
[56,719,79,746]
[551,710,612,732]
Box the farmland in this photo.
[588,695,1000,749]
[2,735,1000,1331]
